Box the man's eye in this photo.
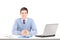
[25,13,26,14]
[22,13,24,14]
[25,12,27,14]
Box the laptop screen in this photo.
[43,24,58,35]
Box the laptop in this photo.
[35,24,58,37]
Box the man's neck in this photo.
[21,18,27,20]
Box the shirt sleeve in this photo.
[30,19,37,35]
[12,19,21,35]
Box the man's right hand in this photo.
[20,29,30,36]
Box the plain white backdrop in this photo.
[0,0,60,38]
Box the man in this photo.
[12,7,37,37]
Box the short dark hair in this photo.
[20,7,28,13]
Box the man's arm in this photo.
[12,20,21,35]
[30,19,37,35]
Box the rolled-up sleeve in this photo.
[30,19,37,35]
[12,20,21,35]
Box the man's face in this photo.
[20,10,28,19]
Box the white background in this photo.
[0,0,60,38]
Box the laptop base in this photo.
[35,34,55,37]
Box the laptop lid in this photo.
[43,24,58,35]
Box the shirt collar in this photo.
[21,18,28,22]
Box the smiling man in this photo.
[12,7,37,37]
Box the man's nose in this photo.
[23,13,26,15]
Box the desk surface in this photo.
[0,35,60,39]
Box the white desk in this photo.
[0,35,60,39]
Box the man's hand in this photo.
[21,29,30,36]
